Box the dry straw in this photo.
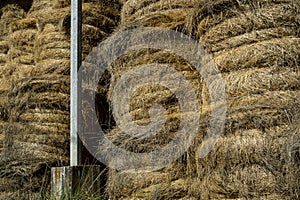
[0,0,121,198]
[105,9,202,198]
[0,4,28,161]
[105,1,203,199]
[106,0,300,199]
[120,0,198,31]
[184,0,300,198]
[1,75,70,197]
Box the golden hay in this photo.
[120,0,198,30]
[105,50,201,199]
[0,4,26,37]
[2,74,70,197]
[184,0,300,198]
[9,18,37,33]
[186,0,297,38]
[0,54,6,64]
[33,59,70,75]
[198,3,298,46]
[0,41,9,54]
[106,0,299,199]
[0,1,121,198]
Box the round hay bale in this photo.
[105,45,202,199]
[107,159,191,199]
[7,29,37,65]
[33,59,70,75]
[120,0,198,30]
[2,74,70,197]
[34,23,70,64]
[106,2,202,198]
[0,4,26,37]
[186,0,300,198]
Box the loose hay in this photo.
[120,0,198,31]
[105,49,202,199]
[2,75,70,197]
[185,0,300,198]
[0,0,122,198]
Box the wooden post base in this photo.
[51,166,105,199]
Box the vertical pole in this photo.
[70,0,82,166]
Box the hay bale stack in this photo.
[1,75,70,198]
[120,0,198,31]
[0,0,121,198]
[105,50,202,199]
[7,20,37,69]
[186,0,300,198]
[33,23,70,75]
[106,1,206,199]
[32,0,120,75]
[0,4,28,157]
[0,4,26,38]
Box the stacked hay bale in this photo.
[0,0,121,198]
[186,0,300,198]
[0,4,27,158]
[120,0,197,31]
[106,0,202,199]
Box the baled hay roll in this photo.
[107,157,191,199]
[7,29,37,65]
[186,0,300,198]
[105,46,203,198]
[120,0,198,30]
[1,74,70,197]
[187,0,299,52]
[34,24,70,63]
[0,4,26,37]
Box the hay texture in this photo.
[105,49,202,199]
[0,0,121,198]
[105,1,205,199]
[185,0,300,198]
[1,75,70,197]
[120,0,198,31]
[0,4,29,158]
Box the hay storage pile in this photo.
[106,0,202,199]
[0,4,27,159]
[0,0,121,198]
[107,0,300,199]
[186,0,300,199]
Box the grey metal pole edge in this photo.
[70,0,82,166]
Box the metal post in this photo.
[70,0,82,166]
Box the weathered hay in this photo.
[7,27,37,66]
[1,75,70,197]
[186,0,299,40]
[185,0,300,198]
[106,1,204,199]
[0,4,28,161]
[105,46,202,199]
[9,18,37,32]
[0,41,9,54]
[108,157,190,200]
[0,4,26,38]
[120,0,198,31]
[213,37,300,73]
[34,23,70,73]
[0,0,121,198]
[27,2,70,27]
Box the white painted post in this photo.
[70,0,82,166]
